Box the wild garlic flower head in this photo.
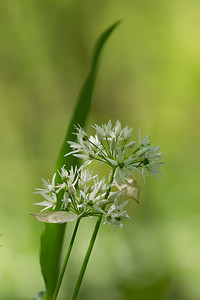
[66,120,163,183]
[33,165,133,228]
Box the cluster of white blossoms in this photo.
[67,120,163,181]
[32,121,163,229]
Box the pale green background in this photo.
[0,1,200,299]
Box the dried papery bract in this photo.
[28,211,78,223]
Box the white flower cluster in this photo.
[34,166,129,228]
[67,120,163,181]
[32,121,163,229]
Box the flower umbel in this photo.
[31,120,163,229]
[67,120,163,183]
[33,167,130,228]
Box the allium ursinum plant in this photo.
[30,120,163,300]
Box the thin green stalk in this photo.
[71,216,102,300]
[71,169,115,300]
[52,219,81,300]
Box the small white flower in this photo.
[34,193,57,211]
[68,166,78,185]
[78,168,97,194]
[35,173,57,195]
[93,124,105,141]
[68,182,76,195]
[139,146,164,180]
[114,120,122,138]
[61,192,71,210]
[114,162,140,185]
[102,120,112,134]
[110,137,116,151]
[138,129,151,147]
[58,165,68,179]
[74,125,88,141]
[123,127,133,140]
[89,135,102,148]
[104,199,130,229]
[76,176,108,215]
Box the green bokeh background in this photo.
[1,1,200,299]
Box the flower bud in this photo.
[78,180,85,191]
[110,137,116,151]
[96,127,105,142]
[68,182,76,194]
[124,128,133,140]
[48,184,55,192]
[115,122,121,138]
[125,141,136,149]
[86,184,92,193]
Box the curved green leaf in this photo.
[39,21,120,300]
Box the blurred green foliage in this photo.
[0,0,200,299]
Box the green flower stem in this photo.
[52,218,81,300]
[71,216,102,300]
[71,169,115,300]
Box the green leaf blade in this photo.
[56,20,121,171]
[39,21,120,300]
